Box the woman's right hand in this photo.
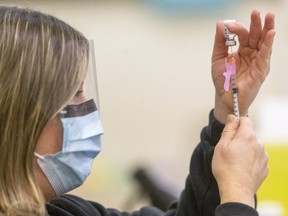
[212,115,269,208]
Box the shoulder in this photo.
[46,194,166,216]
[46,194,105,216]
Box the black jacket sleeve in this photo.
[215,203,259,216]
[46,110,258,216]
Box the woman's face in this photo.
[34,84,87,201]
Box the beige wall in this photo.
[1,0,287,210]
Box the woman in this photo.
[0,5,91,215]
[0,5,275,216]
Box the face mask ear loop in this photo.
[34,152,45,160]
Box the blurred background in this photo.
[1,0,288,215]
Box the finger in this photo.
[211,21,229,63]
[219,115,239,144]
[259,29,275,59]
[264,151,270,173]
[236,116,254,137]
[259,12,275,48]
[226,22,249,48]
[249,9,262,49]
[256,29,276,75]
[259,147,269,179]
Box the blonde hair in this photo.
[0,5,89,215]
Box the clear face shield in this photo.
[35,43,103,196]
[83,40,101,112]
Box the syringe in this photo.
[223,20,240,119]
[231,73,240,118]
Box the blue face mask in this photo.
[35,99,103,196]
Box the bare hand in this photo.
[212,10,275,123]
[212,115,269,208]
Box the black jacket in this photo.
[46,111,258,216]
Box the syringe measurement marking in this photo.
[231,74,239,118]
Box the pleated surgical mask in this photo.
[35,99,103,196]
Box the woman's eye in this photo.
[75,90,83,97]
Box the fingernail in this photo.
[227,23,236,30]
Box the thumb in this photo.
[219,115,239,144]
[212,21,228,63]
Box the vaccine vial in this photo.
[224,20,237,46]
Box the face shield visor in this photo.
[35,40,103,195]
[83,40,101,112]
